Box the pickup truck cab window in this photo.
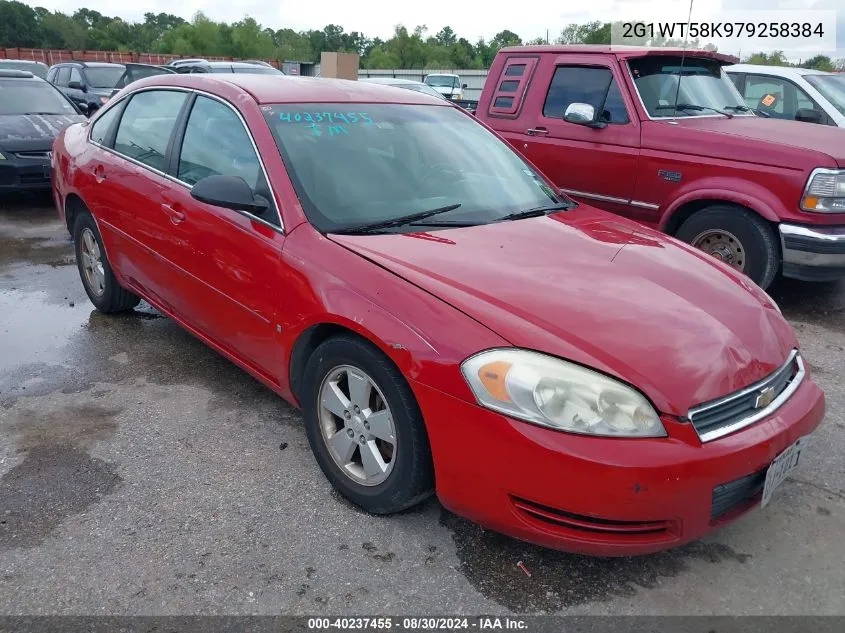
[543,66,630,124]
[628,56,749,118]
[114,90,188,172]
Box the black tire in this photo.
[301,335,434,514]
[73,211,141,313]
[675,205,779,289]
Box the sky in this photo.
[25,0,844,60]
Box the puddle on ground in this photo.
[440,510,750,612]
[0,443,121,551]
[0,289,91,373]
[8,403,121,451]
[0,236,74,269]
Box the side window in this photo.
[543,66,630,124]
[114,90,187,172]
[487,56,538,116]
[55,67,70,86]
[69,68,83,84]
[727,73,743,91]
[90,105,122,146]
[743,75,787,117]
[176,95,277,225]
[46,67,56,83]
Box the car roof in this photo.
[499,44,738,64]
[0,59,47,66]
[0,69,39,79]
[124,73,449,105]
[53,61,124,68]
[726,63,832,77]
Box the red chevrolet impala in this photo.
[51,74,825,555]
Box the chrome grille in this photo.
[688,350,803,443]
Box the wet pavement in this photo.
[1,195,844,615]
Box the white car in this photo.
[423,73,466,100]
[358,77,447,100]
[726,64,845,127]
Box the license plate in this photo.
[762,437,807,508]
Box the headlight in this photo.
[461,349,666,437]
[801,168,845,213]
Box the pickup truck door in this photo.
[517,55,646,221]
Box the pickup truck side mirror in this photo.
[563,102,607,129]
[795,108,822,124]
[462,83,468,89]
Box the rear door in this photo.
[517,55,643,219]
[86,89,192,312]
[160,93,285,379]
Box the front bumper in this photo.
[0,156,52,191]
[415,376,825,556]
[780,223,845,281]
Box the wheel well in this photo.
[664,199,778,238]
[288,323,372,402]
[64,193,88,235]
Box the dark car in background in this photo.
[0,59,49,79]
[167,58,284,75]
[0,70,85,192]
[47,61,125,114]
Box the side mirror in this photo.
[191,175,268,214]
[76,102,89,115]
[462,83,468,89]
[795,108,822,124]
[564,102,606,129]
[68,80,86,92]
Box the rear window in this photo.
[0,61,47,79]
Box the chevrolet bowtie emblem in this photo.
[755,386,776,409]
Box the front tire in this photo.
[301,335,434,514]
[675,205,779,289]
[73,212,140,313]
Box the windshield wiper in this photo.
[332,203,463,234]
[655,103,733,118]
[496,203,573,223]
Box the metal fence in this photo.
[0,47,283,68]
[358,69,489,99]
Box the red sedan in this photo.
[51,74,825,556]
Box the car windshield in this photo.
[397,83,446,99]
[629,56,749,117]
[804,74,845,116]
[85,67,125,88]
[426,75,458,88]
[0,61,47,79]
[0,80,78,115]
[262,103,563,233]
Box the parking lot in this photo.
[0,194,843,616]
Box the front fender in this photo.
[659,177,785,231]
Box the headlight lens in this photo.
[461,349,666,437]
[802,169,845,213]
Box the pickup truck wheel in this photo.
[73,212,141,313]
[301,335,434,514]
[676,206,779,289]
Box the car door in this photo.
[85,89,193,313]
[67,67,88,107]
[739,73,831,124]
[160,93,285,379]
[518,57,642,219]
[53,67,72,101]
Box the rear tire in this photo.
[675,205,779,289]
[301,335,434,514]
[73,211,140,313]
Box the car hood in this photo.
[328,207,797,416]
[643,116,845,169]
[0,113,86,152]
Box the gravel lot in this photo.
[1,194,843,616]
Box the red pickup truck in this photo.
[476,45,845,289]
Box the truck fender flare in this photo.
[659,184,782,232]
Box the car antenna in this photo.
[671,0,695,120]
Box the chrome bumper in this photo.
[780,224,845,281]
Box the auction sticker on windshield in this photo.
[762,436,808,508]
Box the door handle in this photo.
[526,127,549,136]
[161,203,186,225]
[92,165,106,183]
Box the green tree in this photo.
[490,29,522,50]
[802,55,834,71]
[743,51,790,66]
[0,0,40,47]
[435,26,456,47]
